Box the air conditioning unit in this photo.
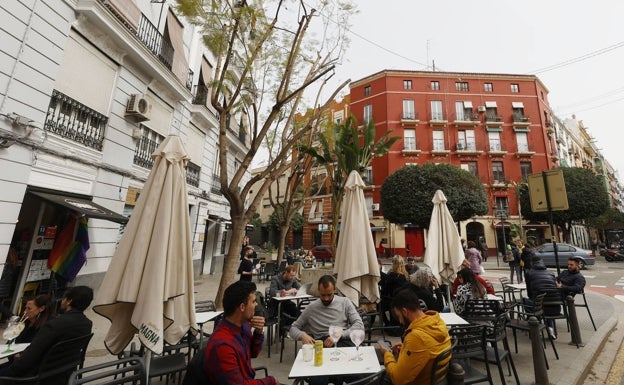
[477,106,486,112]
[371,203,380,211]
[125,94,151,122]
[456,143,465,150]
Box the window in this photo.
[430,100,443,120]
[455,82,469,91]
[404,129,416,150]
[510,83,519,93]
[516,132,529,152]
[403,99,415,119]
[484,83,493,92]
[512,102,525,120]
[492,161,505,182]
[488,131,501,151]
[403,80,412,90]
[333,110,344,124]
[460,161,478,176]
[363,104,373,124]
[363,167,373,185]
[364,86,371,96]
[455,101,472,121]
[432,130,445,151]
[431,81,440,90]
[520,162,532,180]
[457,130,476,151]
[495,196,509,211]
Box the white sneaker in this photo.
[547,327,557,340]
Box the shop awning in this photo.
[494,221,512,228]
[370,226,387,232]
[30,191,128,224]
[524,221,549,228]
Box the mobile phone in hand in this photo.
[377,339,391,351]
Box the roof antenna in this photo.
[432,60,436,72]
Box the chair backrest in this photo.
[430,346,452,385]
[462,299,501,323]
[195,300,216,312]
[35,333,93,383]
[541,288,565,306]
[68,357,145,385]
[449,324,487,360]
[344,369,385,385]
[264,262,277,275]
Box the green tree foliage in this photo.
[380,163,488,227]
[518,167,610,240]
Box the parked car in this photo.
[311,245,334,264]
[533,243,595,269]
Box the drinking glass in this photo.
[2,317,24,354]
[328,325,343,361]
[349,329,365,361]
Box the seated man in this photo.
[290,275,364,385]
[269,265,301,328]
[405,257,419,275]
[380,289,451,385]
[451,259,495,295]
[525,256,559,338]
[557,257,586,297]
[203,280,278,385]
[0,286,94,383]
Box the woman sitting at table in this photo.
[15,294,56,344]
[405,268,445,312]
[453,268,486,315]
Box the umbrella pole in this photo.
[144,349,151,384]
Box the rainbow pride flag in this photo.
[47,216,90,281]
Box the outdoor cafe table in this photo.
[272,293,313,347]
[195,311,223,347]
[0,343,29,360]
[440,312,469,326]
[289,345,381,385]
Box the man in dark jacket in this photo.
[557,258,586,296]
[525,257,559,338]
[0,286,93,383]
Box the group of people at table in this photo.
[201,242,588,385]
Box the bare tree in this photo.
[177,0,354,306]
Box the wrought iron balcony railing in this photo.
[186,161,200,187]
[44,90,107,150]
[211,174,222,195]
[137,14,173,70]
[133,135,160,169]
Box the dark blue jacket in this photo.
[526,259,557,299]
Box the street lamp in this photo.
[495,207,509,267]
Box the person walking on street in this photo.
[464,241,483,275]
[509,243,523,284]
[238,246,255,282]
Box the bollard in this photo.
[529,316,549,385]
[447,362,465,385]
[566,295,584,347]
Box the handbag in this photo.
[503,251,514,263]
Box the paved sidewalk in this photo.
[81,260,623,385]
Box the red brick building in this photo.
[348,70,557,257]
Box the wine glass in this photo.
[2,316,24,354]
[349,329,365,361]
[328,325,343,361]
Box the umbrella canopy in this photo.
[423,190,465,285]
[333,170,380,305]
[93,135,196,355]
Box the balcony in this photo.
[186,161,200,187]
[133,135,159,169]
[487,142,507,157]
[490,177,507,188]
[515,143,536,158]
[455,142,482,156]
[453,112,480,126]
[186,69,194,91]
[429,113,448,127]
[512,113,531,126]
[44,90,107,151]
[485,114,503,127]
[402,137,421,156]
[192,84,209,106]
[400,112,419,126]
[431,140,450,156]
[211,174,223,195]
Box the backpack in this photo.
[181,346,209,385]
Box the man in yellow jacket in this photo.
[379,288,451,385]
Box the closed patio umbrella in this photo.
[423,190,465,285]
[93,135,196,355]
[333,170,380,305]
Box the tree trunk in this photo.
[214,217,248,308]
[277,224,290,264]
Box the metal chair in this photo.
[575,289,596,331]
[430,346,453,385]
[0,333,93,385]
[449,324,493,385]
[343,369,385,385]
[480,313,520,385]
[540,288,571,334]
[263,262,278,282]
[68,357,145,385]
[260,287,279,357]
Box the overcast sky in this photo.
[311,0,624,176]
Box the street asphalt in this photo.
[79,258,624,385]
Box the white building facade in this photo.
[0,0,248,309]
